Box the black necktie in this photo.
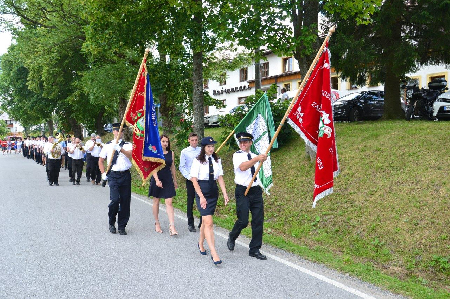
[208,157,214,186]
[110,140,125,170]
[248,153,257,182]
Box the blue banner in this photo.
[143,74,165,161]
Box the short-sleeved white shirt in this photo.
[99,140,132,171]
[233,150,259,187]
[190,155,223,181]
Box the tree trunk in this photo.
[380,0,404,120]
[254,48,261,90]
[117,96,132,141]
[157,52,175,134]
[383,67,404,119]
[47,119,54,136]
[192,51,205,139]
[95,108,105,135]
[68,117,82,139]
[191,2,204,139]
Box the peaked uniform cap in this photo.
[112,123,121,131]
[200,136,217,146]
[236,132,253,142]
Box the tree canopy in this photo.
[327,0,450,119]
[1,0,448,137]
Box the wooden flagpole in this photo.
[105,49,150,174]
[244,27,335,196]
[215,129,235,153]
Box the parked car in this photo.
[204,109,227,126]
[332,91,385,121]
[204,105,249,126]
[433,91,450,120]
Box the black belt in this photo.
[236,184,259,189]
[111,170,130,174]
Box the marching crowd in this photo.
[4,123,268,265]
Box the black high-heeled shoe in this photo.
[211,256,222,265]
[198,243,207,255]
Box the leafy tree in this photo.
[0,47,53,129]
[0,119,9,138]
[326,0,450,119]
[1,0,113,136]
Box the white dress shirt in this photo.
[233,150,260,187]
[99,140,132,171]
[70,144,85,159]
[91,143,103,157]
[67,142,73,158]
[190,155,223,181]
[179,146,201,179]
[84,140,94,154]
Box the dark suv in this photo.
[332,91,385,121]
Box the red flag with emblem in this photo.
[287,43,339,207]
[124,55,165,184]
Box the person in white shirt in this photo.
[46,136,65,186]
[190,136,229,265]
[280,87,289,102]
[87,134,103,185]
[84,133,96,183]
[69,137,85,185]
[99,123,133,235]
[66,135,74,182]
[179,133,202,232]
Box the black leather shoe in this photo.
[109,225,116,234]
[227,237,235,251]
[249,251,267,260]
[69,178,73,182]
[49,182,53,186]
[118,229,127,235]
[76,182,80,185]
[55,183,59,186]
[72,181,76,185]
[188,225,196,232]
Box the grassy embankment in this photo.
[130,120,450,298]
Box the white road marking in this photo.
[132,194,375,299]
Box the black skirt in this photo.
[195,180,219,216]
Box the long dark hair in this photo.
[197,145,219,164]
[160,134,171,152]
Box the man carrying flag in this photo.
[287,42,339,207]
[226,93,277,260]
[99,50,165,235]
[99,123,133,235]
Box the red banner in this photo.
[124,58,164,184]
[287,43,339,207]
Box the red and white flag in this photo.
[287,43,339,207]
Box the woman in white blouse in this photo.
[190,136,229,265]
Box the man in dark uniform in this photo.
[46,136,64,186]
[227,132,268,260]
[84,133,96,182]
[69,137,85,185]
[99,123,133,235]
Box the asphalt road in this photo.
[0,153,401,299]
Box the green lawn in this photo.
[130,120,450,298]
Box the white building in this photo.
[205,51,449,115]
[0,112,24,134]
